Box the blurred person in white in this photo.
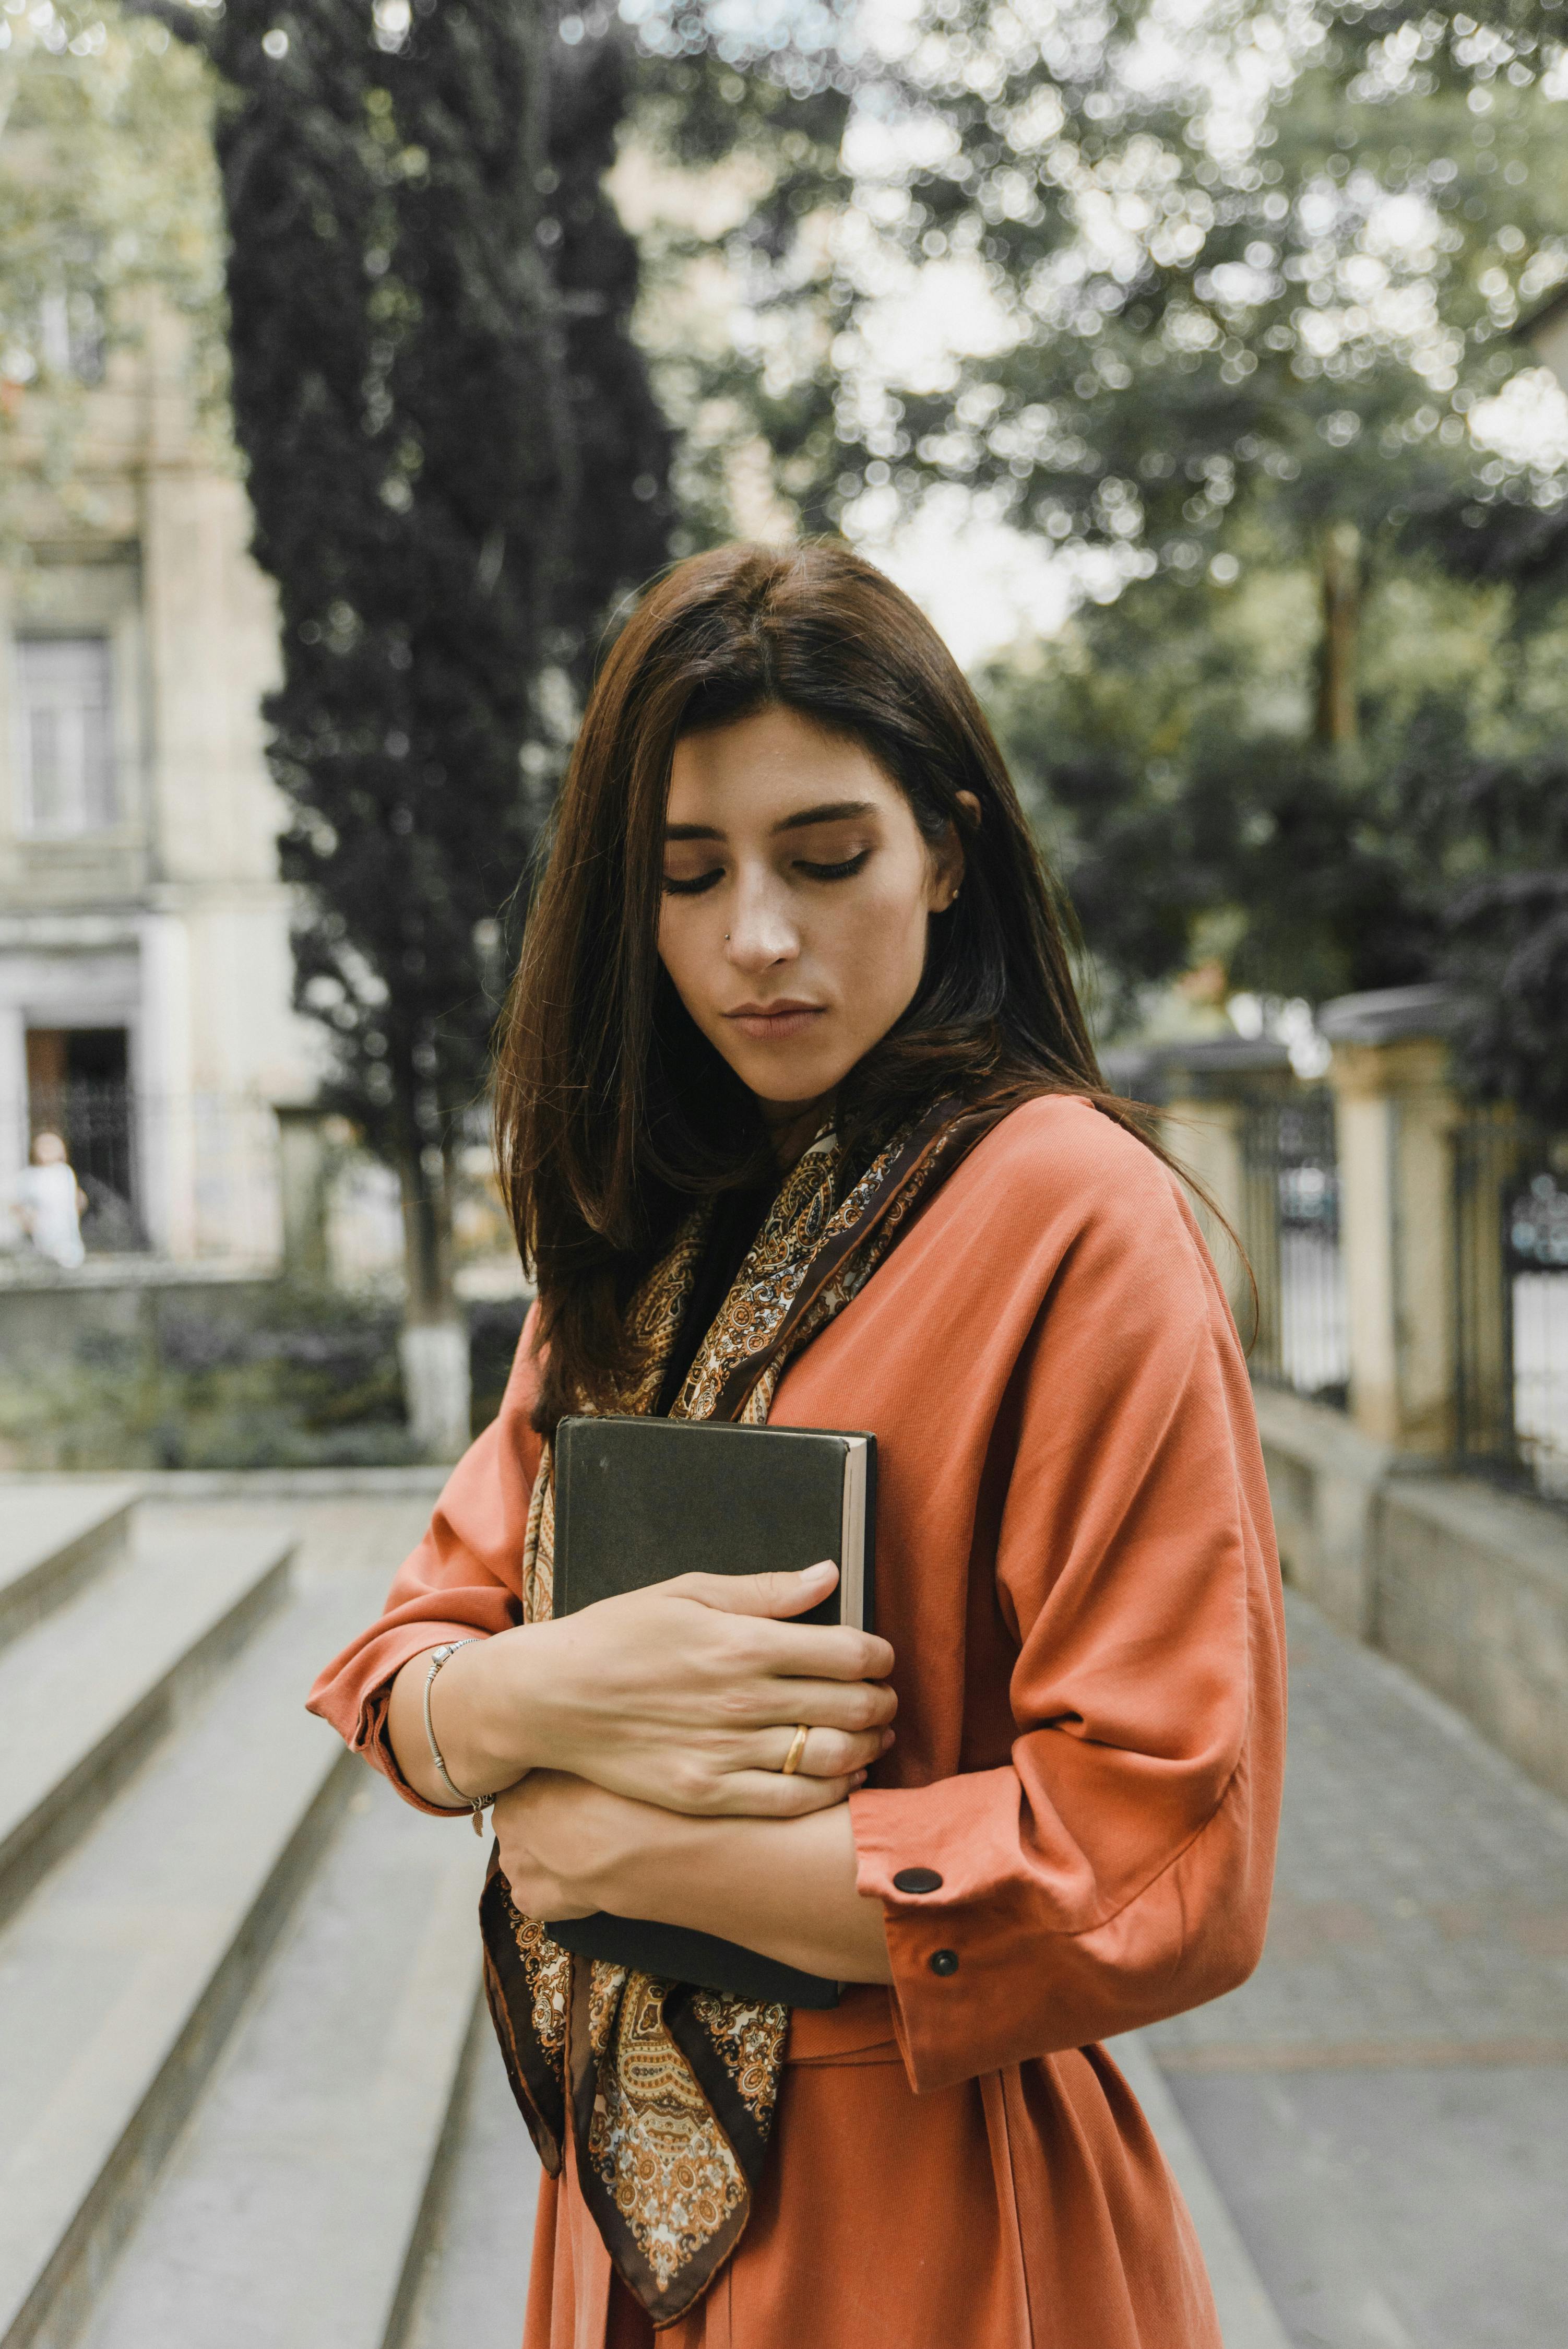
[14,1131,88,1268]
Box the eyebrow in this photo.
[663,799,880,843]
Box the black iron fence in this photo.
[1240,1092,1349,1405]
[1455,1116,1568,1501]
[6,1087,520,1291]
[7,1086,286,1267]
[23,1079,144,1250]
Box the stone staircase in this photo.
[0,1481,536,2349]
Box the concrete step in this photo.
[0,1570,381,2349]
[75,1774,488,2349]
[0,1518,294,1929]
[0,1484,139,1652]
[403,2020,540,2349]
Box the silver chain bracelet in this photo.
[422,1640,497,1837]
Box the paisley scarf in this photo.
[480,1094,1009,2326]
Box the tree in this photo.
[1442,758,1568,1125]
[0,2,224,553]
[619,1,1568,662]
[979,513,1568,1102]
[152,0,672,1451]
[806,2,1568,572]
[607,20,854,549]
[703,0,1568,1114]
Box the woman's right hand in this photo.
[398,1561,897,1819]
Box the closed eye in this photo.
[662,868,723,896]
[795,848,873,882]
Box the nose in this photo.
[726,865,799,972]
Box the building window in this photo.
[15,636,117,835]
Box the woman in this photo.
[309,541,1285,2349]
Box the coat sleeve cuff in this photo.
[849,1770,1047,2095]
[309,1619,493,1818]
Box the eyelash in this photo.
[801,849,873,881]
[661,847,873,896]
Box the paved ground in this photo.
[1145,1590,1568,2349]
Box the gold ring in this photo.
[780,1724,810,1777]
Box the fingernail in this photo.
[850,1770,867,1786]
[881,1729,896,1750]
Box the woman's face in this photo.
[658,704,966,1129]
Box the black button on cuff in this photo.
[892,1867,944,1895]
[928,1948,959,1977]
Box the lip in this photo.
[723,1002,827,1043]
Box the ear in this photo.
[930,791,979,912]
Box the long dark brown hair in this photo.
[496,540,1196,1430]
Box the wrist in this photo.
[430,1629,547,1794]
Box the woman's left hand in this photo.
[492,1771,664,1920]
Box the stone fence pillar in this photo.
[1318,984,1489,1456]
[1104,1037,1293,1332]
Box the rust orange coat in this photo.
[309,1097,1286,2349]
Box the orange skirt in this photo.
[521,1992,1219,2349]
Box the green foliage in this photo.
[0,1282,542,1467]
[1441,759,1568,1124]
[981,542,1568,1101]
[467,1291,529,1431]
[10,0,1564,1122]
[733,0,1568,565]
[724,0,1568,1118]
[613,49,851,546]
[0,0,225,542]
[0,1284,417,1470]
[152,0,671,1301]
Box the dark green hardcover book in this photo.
[545,1414,877,2010]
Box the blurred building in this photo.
[0,304,320,1266]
